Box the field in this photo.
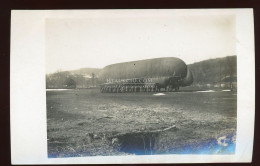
[46,88,237,158]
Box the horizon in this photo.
[47,55,236,74]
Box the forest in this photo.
[188,55,237,87]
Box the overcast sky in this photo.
[46,13,236,74]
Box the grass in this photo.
[46,88,237,157]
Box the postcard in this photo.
[11,9,255,164]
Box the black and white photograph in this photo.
[10,9,255,164]
[45,12,237,157]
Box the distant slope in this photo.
[46,68,102,88]
[68,68,101,76]
[188,55,237,85]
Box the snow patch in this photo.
[153,93,166,96]
[196,90,215,93]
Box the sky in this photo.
[45,13,236,74]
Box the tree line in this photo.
[46,70,99,89]
[188,55,237,87]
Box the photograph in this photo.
[10,9,254,164]
[45,11,237,157]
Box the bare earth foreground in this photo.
[46,88,237,158]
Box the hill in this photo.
[69,68,101,77]
[46,68,101,89]
[188,55,237,86]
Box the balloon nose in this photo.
[181,68,193,86]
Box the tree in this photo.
[225,56,236,89]
[92,73,95,87]
[64,78,76,89]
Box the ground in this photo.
[46,88,237,158]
